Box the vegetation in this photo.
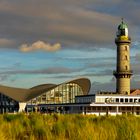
[0,113,140,140]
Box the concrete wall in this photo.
[19,102,26,112]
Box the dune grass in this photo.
[0,113,140,140]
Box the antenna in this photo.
[121,18,124,23]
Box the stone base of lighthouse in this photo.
[116,77,130,94]
[114,71,132,95]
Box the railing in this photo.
[97,92,117,95]
[115,36,131,43]
[113,70,133,75]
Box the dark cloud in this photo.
[0,0,138,49]
[0,67,81,75]
[0,74,9,81]
[89,77,140,94]
[134,53,140,62]
[131,53,140,75]
[132,65,140,75]
[87,62,115,69]
[89,81,116,94]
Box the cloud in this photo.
[135,53,140,62]
[89,80,116,94]
[89,77,140,94]
[0,38,15,47]
[19,41,61,52]
[0,74,9,81]
[0,0,139,49]
[0,67,79,75]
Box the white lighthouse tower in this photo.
[113,19,133,95]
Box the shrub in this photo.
[0,113,140,140]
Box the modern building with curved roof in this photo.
[0,78,91,113]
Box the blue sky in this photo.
[0,0,140,93]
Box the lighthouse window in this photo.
[125,55,127,60]
[121,29,125,36]
[125,46,127,51]
[125,66,128,70]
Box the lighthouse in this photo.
[113,19,133,95]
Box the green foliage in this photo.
[0,113,140,139]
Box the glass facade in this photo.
[28,83,83,105]
[0,93,19,113]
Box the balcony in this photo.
[113,70,133,75]
[115,36,131,44]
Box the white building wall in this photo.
[95,95,140,103]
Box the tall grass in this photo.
[0,113,140,140]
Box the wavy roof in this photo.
[0,78,91,102]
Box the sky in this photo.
[0,0,140,94]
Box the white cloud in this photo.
[19,41,61,52]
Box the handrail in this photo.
[113,70,133,74]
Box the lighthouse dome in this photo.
[117,20,128,37]
[118,22,128,30]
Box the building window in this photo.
[129,98,133,102]
[97,107,101,111]
[120,98,124,102]
[127,107,131,111]
[134,99,138,103]
[102,107,106,111]
[125,98,128,102]
[116,98,119,102]
[136,107,140,111]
